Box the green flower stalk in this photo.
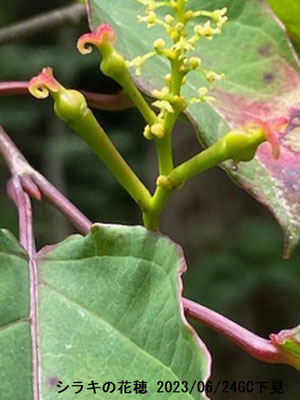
[167,122,281,189]
[133,0,227,110]
[28,67,151,211]
[77,24,157,127]
[143,120,283,230]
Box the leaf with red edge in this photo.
[270,325,300,371]
[88,0,300,256]
[0,225,212,399]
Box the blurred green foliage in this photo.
[185,219,300,313]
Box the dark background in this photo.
[0,1,299,399]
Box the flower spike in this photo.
[28,67,60,99]
[77,24,116,55]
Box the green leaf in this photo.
[266,0,300,42]
[0,226,211,399]
[270,325,300,371]
[0,230,32,399]
[88,0,300,256]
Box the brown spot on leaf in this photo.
[263,72,275,84]
[48,376,59,387]
[257,43,272,56]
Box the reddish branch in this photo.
[0,126,92,234]
[0,81,28,96]
[7,176,36,256]
[82,89,133,111]
[7,176,40,400]
[0,81,133,111]
[183,298,285,365]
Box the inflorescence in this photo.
[125,0,227,138]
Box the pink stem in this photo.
[0,81,133,111]
[82,89,133,111]
[183,298,284,365]
[7,175,35,257]
[32,173,92,234]
[0,126,92,234]
[6,176,40,400]
[0,81,28,96]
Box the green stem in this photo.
[120,75,157,126]
[168,127,267,187]
[99,46,157,126]
[156,60,184,175]
[142,185,171,230]
[155,129,174,176]
[149,38,186,226]
[68,109,152,211]
[176,0,186,21]
[168,139,229,187]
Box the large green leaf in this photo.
[0,226,210,399]
[88,0,300,256]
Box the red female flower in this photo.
[77,24,116,55]
[245,117,288,159]
[28,67,60,98]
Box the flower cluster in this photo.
[73,0,227,140]
[133,0,227,79]
[130,0,227,138]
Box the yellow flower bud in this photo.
[165,14,174,24]
[153,38,165,51]
[165,73,172,85]
[143,125,153,140]
[156,175,173,190]
[188,57,201,69]
[198,87,208,98]
[183,10,194,22]
[151,123,165,138]
[147,11,157,25]
[152,100,174,113]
